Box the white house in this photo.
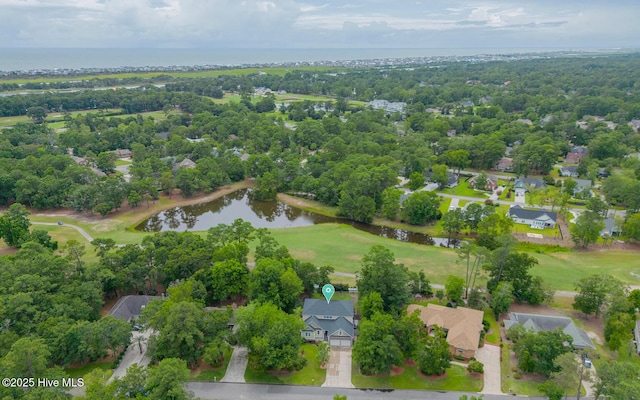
[507,205,557,229]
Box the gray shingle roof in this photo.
[108,295,163,322]
[302,299,355,338]
[514,178,547,190]
[504,312,595,349]
[507,205,557,223]
[303,316,355,338]
[302,299,354,318]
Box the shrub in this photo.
[468,360,484,374]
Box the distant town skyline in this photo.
[0,0,638,49]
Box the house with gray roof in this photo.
[425,171,458,188]
[301,299,355,347]
[514,178,546,197]
[504,312,595,349]
[573,179,592,196]
[507,205,557,229]
[559,166,579,177]
[600,217,622,237]
[108,295,163,322]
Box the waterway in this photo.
[135,189,455,247]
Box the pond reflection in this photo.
[135,189,453,247]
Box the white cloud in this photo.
[0,0,637,48]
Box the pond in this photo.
[135,189,456,247]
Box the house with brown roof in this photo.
[494,157,513,172]
[469,174,499,191]
[407,304,484,359]
[114,149,132,158]
[564,152,586,165]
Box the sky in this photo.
[0,0,639,49]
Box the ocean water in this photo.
[0,47,571,72]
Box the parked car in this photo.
[57,221,63,225]
[584,357,592,368]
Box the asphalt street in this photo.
[186,382,538,400]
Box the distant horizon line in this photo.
[1,46,636,51]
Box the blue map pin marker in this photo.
[322,284,335,304]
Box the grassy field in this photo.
[0,66,345,85]
[529,250,640,290]
[244,344,325,385]
[0,108,122,128]
[211,91,360,107]
[271,224,460,279]
[351,363,483,391]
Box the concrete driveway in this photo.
[110,330,152,380]
[221,346,249,383]
[322,347,355,388]
[476,344,502,395]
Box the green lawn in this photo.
[501,344,542,396]
[0,115,30,126]
[441,184,489,199]
[115,159,132,166]
[351,363,482,391]
[189,348,232,382]
[510,223,560,237]
[270,224,459,283]
[529,250,640,290]
[483,309,501,345]
[244,344,325,385]
[64,362,112,379]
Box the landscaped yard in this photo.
[510,223,560,237]
[441,184,489,199]
[64,361,112,380]
[189,348,233,382]
[244,344,325,386]
[351,363,483,391]
[501,344,542,396]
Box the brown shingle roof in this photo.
[407,304,484,352]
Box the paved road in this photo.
[186,382,539,400]
[221,346,249,383]
[322,348,354,388]
[32,221,94,242]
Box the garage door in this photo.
[329,339,351,347]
